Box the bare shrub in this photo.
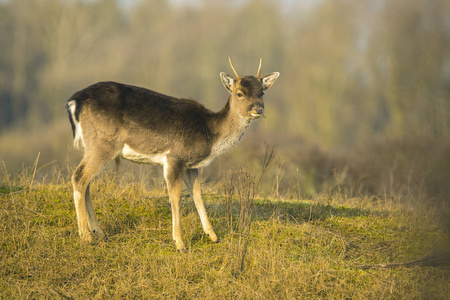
[222,145,276,275]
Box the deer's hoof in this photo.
[175,240,187,253]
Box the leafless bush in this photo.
[222,144,276,275]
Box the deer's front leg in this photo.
[185,169,219,243]
[164,160,186,252]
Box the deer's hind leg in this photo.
[85,183,106,240]
[72,153,112,242]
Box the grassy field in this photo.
[1,165,449,299]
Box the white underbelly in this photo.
[121,144,169,165]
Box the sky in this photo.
[118,0,321,13]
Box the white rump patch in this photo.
[68,100,85,150]
[73,123,84,150]
[121,144,169,165]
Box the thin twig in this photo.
[29,152,40,193]
[351,255,450,269]
[50,286,75,300]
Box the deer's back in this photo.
[69,81,217,161]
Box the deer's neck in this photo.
[210,99,251,157]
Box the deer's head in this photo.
[220,58,279,121]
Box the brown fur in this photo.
[66,59,279,251]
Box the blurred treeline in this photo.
[1,0,450,206]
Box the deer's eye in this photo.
[237,92,244,98]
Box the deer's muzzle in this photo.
[250,105,264,118]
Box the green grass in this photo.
[1,173,449,299]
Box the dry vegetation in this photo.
[1,159,449,299]
[1,0,449,298]
[1,0,449,170]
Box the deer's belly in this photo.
[121,144,169,165]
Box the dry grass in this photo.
[1,161,449,299]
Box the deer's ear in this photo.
[261,72,280,90]
[220,72,234,94]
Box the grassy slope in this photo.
[0,175,449,299]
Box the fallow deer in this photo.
[66,58,279,252]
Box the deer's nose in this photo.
[250,105,264,118]
[254,106,264,115]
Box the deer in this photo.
[66,58,279,252]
